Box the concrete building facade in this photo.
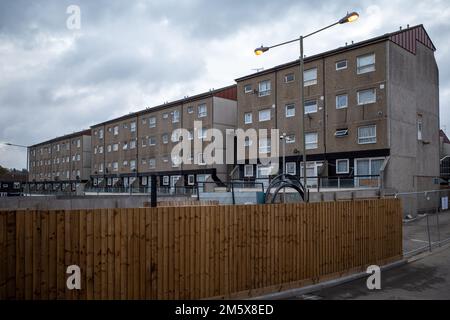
[90,86,237,190]
[235,25,439,194]
[28,130,92,192]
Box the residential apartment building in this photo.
[235,25,439,194]
[28,130,92,192]
[91,86,237,189]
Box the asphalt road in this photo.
[295,245,450,300]
[403,210,450,254]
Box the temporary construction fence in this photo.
[0,199,402,300]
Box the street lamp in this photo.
[1,142,30,196]
[254,12,359,202]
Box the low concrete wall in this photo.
[0,195,194,210]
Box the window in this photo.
[304,100,318,114]
[94,146,98,154]
[171,155,181,167]
[188,175,195,185]
[244,165,254,177]
[358,125,377,144]
[130,160,136,171]
[99,163,104,173]
[76,139,81,148]
[172,110,180,123]
[142,118,147,125]
[187,106,194,114]
[188,130,194,140]
[130,122,136,132]
[149,117,156,128]
[171,130,181,142]
[244,137,253,147]
[113,126,119,136]
[357,53,375,74]
[304,68,317,87]
[258,109,271,122]
[198,128,207,139]
[149,158,156,169]
[98,146,103,154]
[198,153,206,165]
[258,80,271,97]
[122,142,128,150]
[417,115,423,141]
[142,139,147,147]
[305,133,318,150]
[112,162,118,171]
[198,104,207,118]
[286,162,296,175]
[162,134,169,144]
[113,143,119,152]
[123,123,128,129]
[149,137,156,146]
[130,140,136,149]
[335,129,349,138]
[141,158,147,165]
[336,159,349,174]
[123,160,128,167]
[76,154,81,161]
[259,138,271,154]
[285,73,295,83]
[257,165,275,178]
[358,89,376,105]
[162,113,169,119]
[244,112,253,124]
[163,176,169,185]
[336,60,348,70]
[286,134,295,144]
[244,84,253,94]
[336,94,348,109]
[107,145,112,152]
[285,104,295,117]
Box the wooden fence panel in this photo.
[0,199,403,300]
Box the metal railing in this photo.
[396,189,450,257]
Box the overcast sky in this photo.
[1,0,449,169]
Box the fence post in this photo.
[436,206,441,247]
[426,214,432,252]
[150,176,157,208]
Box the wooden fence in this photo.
[0,199,402,300]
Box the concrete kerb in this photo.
[248,260,407,300]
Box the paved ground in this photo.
[294,245,450,300]
[403,210,450,254]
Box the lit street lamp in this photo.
[255,12,359,202]
[1,142,30,195]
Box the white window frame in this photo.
[357,125,377,145]
[172,110,180,123]
[304,68,317,87]
[336,159,349,174]
[304,100,318,114]
[244,84,253,94]
[335,129,349,138]
[149,117,156,128]
[258,138,271,154]
[163,176,170,186]
[258,80,271,97]
[198,104,207,118]
[336,60,348,71]
[130,122,136,132]
[357,89,376,105]
[336,94,348,109]
[284,73,295,83]
[149,158,156,169]
[162,134,169,144]
[286,162,297,175]
[357,53,376,74]
[285,104,295,118]
[244,165,254,177]
[197,153,206,165]
[113,126,119,136]
[258,109,271,122]
[187,106,194,114]
[286,135,296,144]
[305,132,318,150]
[244,112,253,124]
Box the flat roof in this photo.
[91,84,236,128]
[29,129,91,148]
[235,24,435,82]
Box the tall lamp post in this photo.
[254,12,359,202]
[2,142,30,195]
